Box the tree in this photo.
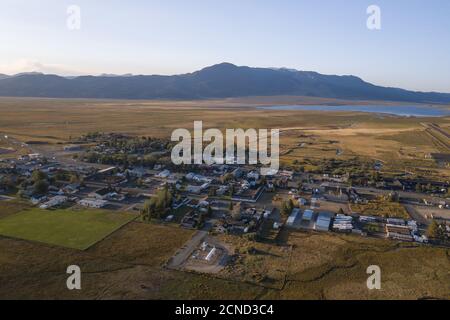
[415,183,422,193]
[288,198,295,210]
[70,173,80,184]
[281,200,294,217]
[231,202,241,220]
[348,178,353,187]
[141,186,173,221]
[228,184,234,196]
[17,189,25,198]
[426,220,446,241]
[222,173,234,183]
[208,187,216,197]
[33,180,49,195]
[142,199,155,222]
[387,192,399,203]
[31,170,47,183]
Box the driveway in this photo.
[166,230,208,269]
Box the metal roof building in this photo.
[302,209,314,221]
[287,208,301,227]
[314,211,333,232]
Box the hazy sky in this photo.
[1,0,449,92]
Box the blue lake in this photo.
[258,105,450,117]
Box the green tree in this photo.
[207,205,213,217]
[281,200,294,217]
[231,202,241,220]
[141,199,155,222]
[16,189,25,198]
[31,170,47,183]
[208,187,216,196]
[415,183,422,193]
[426,220,446,240]
[288,198,295,210]
[70,173,80,184]
[33,180,49,195]
[222,173,234,183]
[142,186,173,221]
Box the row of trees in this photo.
[141,186,173,221]
[280,199,295,217]
[81,152,161,167]
[30,170,49,195]
[14,169,85,198]
[427,220,448,242]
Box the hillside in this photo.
[0,63,449,103]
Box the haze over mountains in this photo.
[0,63,449,103]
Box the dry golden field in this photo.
[0,97,449,179]
[1,219,448,300]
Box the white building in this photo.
[287,208,301,227]
[39,196,67,209]
[78,198,107,208]
[157,169,171,178]
[247,171,260,181]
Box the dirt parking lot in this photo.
[408,205,450,222]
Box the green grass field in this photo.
[0,208,138,250]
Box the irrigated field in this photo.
[0,207,138,250]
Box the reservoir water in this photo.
[258,105,450,117]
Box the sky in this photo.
[0,0,449,92]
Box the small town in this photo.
[1,131,449,283]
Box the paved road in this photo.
[166,230,208,269]
[85,181,156,196]
[305,182,445,204]
[404,204,428,226]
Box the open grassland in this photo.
[1,225,448,299]
[0,207,138,250]
[351,199,410,219]
[0,222,264,300]
[1,97,449,179]
[0,199,32,219]
[0,135,30,159]
[1,97,449,299]
[0,97,448,141]
[217,234,291,289]
[263,231,450,300]
[87,221,194,267]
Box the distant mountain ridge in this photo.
[0,62,449,103]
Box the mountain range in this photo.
[0,63,449,103]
